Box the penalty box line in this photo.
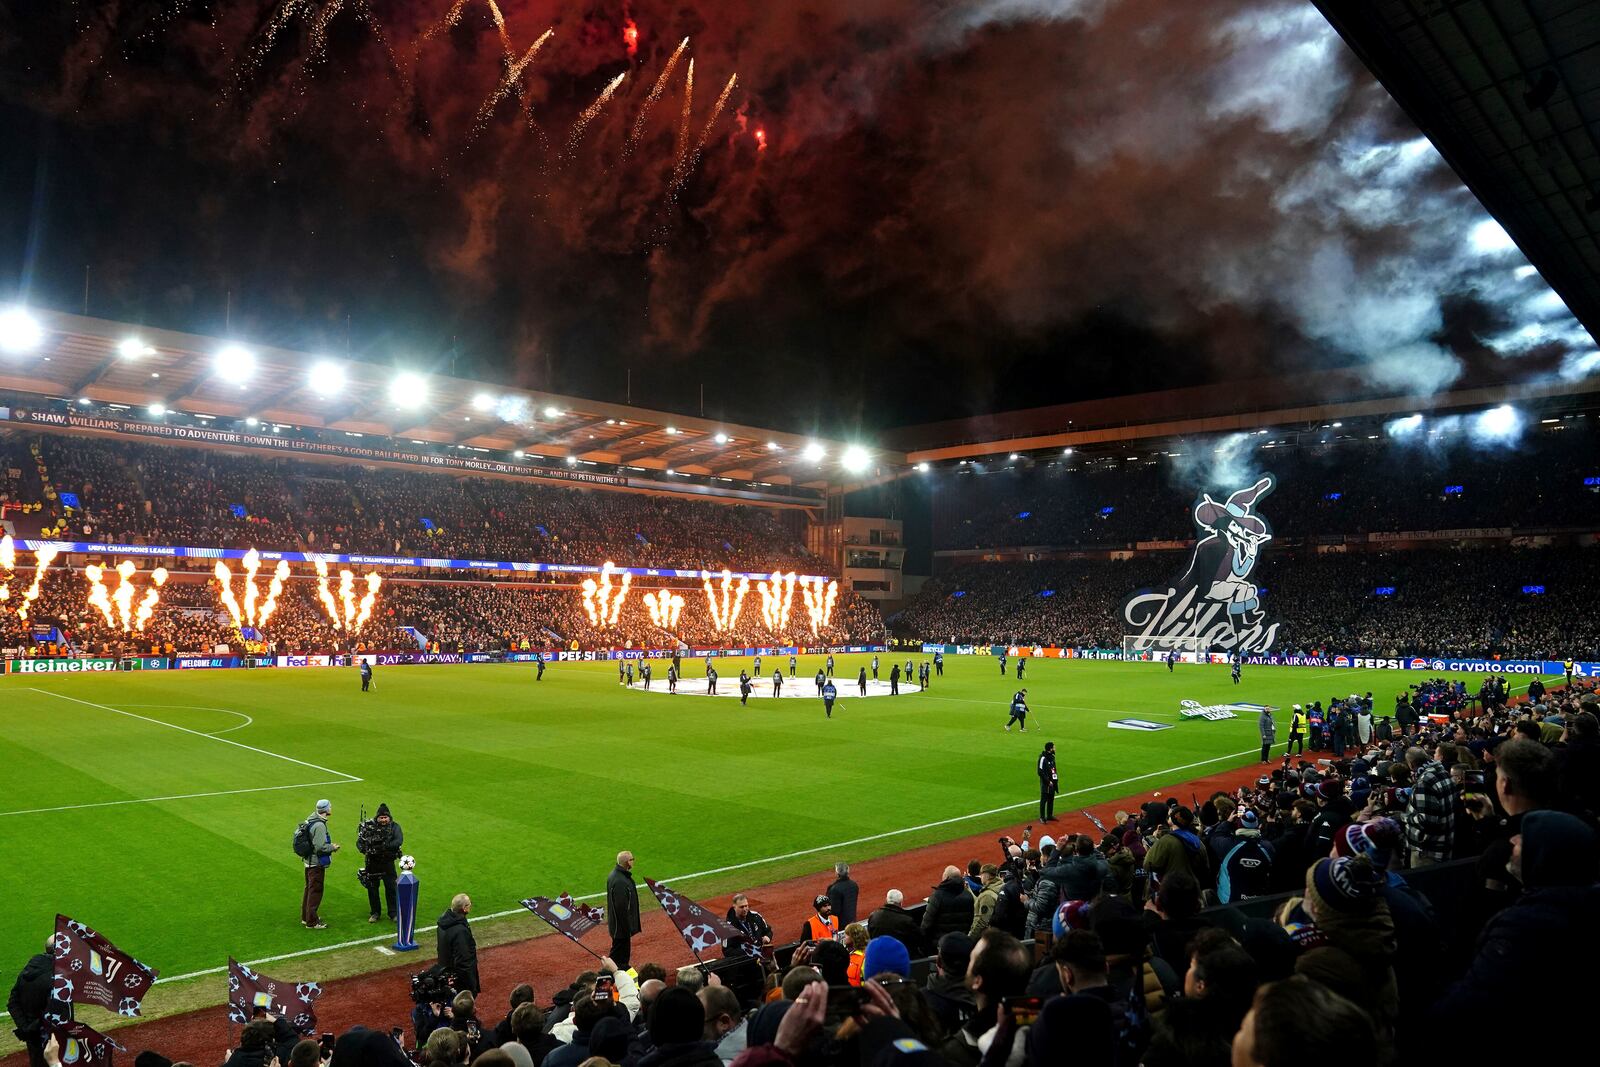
[4,689,363,818]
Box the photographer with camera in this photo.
[357,803,404,924]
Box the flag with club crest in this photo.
[645,879,742,959]
[47,1019,125,1066]
[47,916,158,1024]
[1082,811,1108,833]
[520,895,605,957]
[226,958,321,1030]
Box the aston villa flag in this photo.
[48,916,158,1023]
[645,879,742,958]
[226,958,322,1030]
[520,894,605,955]
[47,1020,124,1066]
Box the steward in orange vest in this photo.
[800,896,839,942]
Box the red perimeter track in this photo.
[3,762,1267,1065]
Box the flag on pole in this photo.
[47,1019,125,1066]
[644,879,742,958]
[226,958,322,1030]
[48,916,158,1024]
[520,895,606,956]
[1081,810,1108,833]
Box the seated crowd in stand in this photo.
[934,427,1600,550]
[11,678,1593,1067]
[895,548,1600,659]
[3,434,815,573]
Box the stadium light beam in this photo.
[148,403,167,417]
[1385,413,1423,437]
[472,392,496,412]
[803,442,825,462]
[1469,218,1516,255]
[118,337,154,359]
[713,432,729,444]
[1474,404,1521,439]
[915,462,929,472]
[841,446,870,473]
[0,307,43,354]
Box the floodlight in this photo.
[803,442,825,462]
[0,307,43,354]
[118,337,153,359]
[308,359,346,396]
[214,345,255,384]
[841,446,870,472]
[713,432,729,444]
[545,406,561,418]
[1475,404,1520,437]
[390,372,427,409]
[147,403,166,417]
[915,462,929,472]
[472,393,495,412]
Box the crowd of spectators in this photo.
[0,434,814,573]
[895,548,1600,658]
[13,678,1592,1067]
[934,427,1600,551]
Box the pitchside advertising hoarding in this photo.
[915,644,1597,677]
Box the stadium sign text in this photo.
[7,657,121,673]
[1120,476,1281,655]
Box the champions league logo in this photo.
[1120,475,1280,654]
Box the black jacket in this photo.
[360,820,404,876]
[637,1040,723,1067]
[6,952,51,1038]
[436,909,481,993]
[608,865,642,937]
[921,875,975,940]
[868,903,925,956]
[828,876,860,926]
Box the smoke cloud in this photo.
[0,0,1592,429]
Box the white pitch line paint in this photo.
[135,745,1259,988]
[116,704,256,736]
[0,779,362,818]
[26,689,360,781]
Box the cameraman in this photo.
[358,803,404,923]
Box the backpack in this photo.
[292,819,316,859]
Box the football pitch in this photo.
[0,654,1549,988]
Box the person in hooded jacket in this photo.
[921,866,976,942]
[1144,808,1209,890]
[1433,810,1600,1061]
[5,942,52,1067]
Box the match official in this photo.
[607,851,641,967]
[822,678,837,718]
[360,658,373,692]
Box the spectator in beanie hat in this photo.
[862,936,912,980]
[1277,856,1398,1035]
[642,986,720,1067]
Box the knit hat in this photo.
[862,936,912,979]
[1310,856,1382,913]
[1051,900,1091,938]
[1315,778,1344,801]
[814,894,830,908]
[315,799,331,813]
[1348,777,1371,807]
[376,803,391,818]
[590,1016,632,1063]
[1237,810,1260,831]
[1170,807,1195,830]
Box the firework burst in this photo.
[625,36,689,157]
[565,72,627,157]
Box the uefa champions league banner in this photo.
[10,538,832,584]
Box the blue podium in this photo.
[394,871,420,951]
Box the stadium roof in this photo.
[0,309,905,496]
[1314,0,1600,343]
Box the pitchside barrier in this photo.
[919,643,1594,677]
[0,645,890,673]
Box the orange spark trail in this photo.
[695,73,738,156]
[485,0,514,59]
[626,36,689,156]
[471,28,554,138]
[675,58,695,166]
[307,0,345,62]
[566,72,627,155]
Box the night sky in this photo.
[1,1,1592,435]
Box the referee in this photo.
[1037,742,1059,822]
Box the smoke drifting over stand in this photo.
[0,1,1593,430]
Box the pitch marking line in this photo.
[137,744,1259,987]
[0,690,363,818]
[116,704,256,736]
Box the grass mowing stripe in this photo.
[123,743,1261,989]
[26,688,362,781]
[0,780,364,817]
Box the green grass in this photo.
[0,655,1547,994]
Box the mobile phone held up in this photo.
[319,1032,336,1056]
[593,973,617,1004]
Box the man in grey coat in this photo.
[607,850,642,967]
[1259,707,1277,763]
